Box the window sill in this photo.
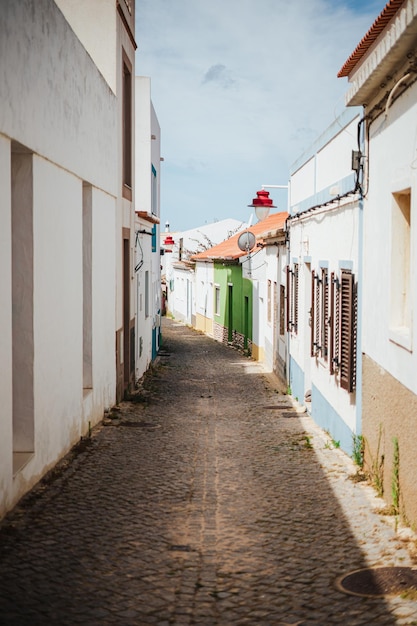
[13,452,34,476]
[123,184,132,201]
[389,327,413,352]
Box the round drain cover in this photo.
[336,567,417,598]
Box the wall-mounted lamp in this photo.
[163,235,175,253]
[248,189,276,221]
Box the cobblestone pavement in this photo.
[1,318,417,625]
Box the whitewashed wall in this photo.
[195,262,214,329]
[0,0,117,197]
[290,204,359,432]
[54,0,117,93]
[134,76,161,380]
[170,267,195,325]
[363,83,417,393]
[0,0,118,518]
[134,218,154,380]
[289,111,361,453]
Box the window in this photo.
[286,263,298,333]
[339,270,357,392]
[122,53,132,198]
[214,286,220,316]
[320,268,329,361]
[151,165,157,216]
[325,269,357,392]
[279,284,285,336]
[151,224,157,253]
[311,267,329,360]
[390,188,411,346]
[145,271,149,318]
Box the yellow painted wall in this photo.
[195,313,213,337]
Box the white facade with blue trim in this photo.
[287,109,362,456]
[339,0,417,527]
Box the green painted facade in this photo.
[213,262,253,349]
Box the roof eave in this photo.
[340,1,417,107]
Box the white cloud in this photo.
[136,0,387,230]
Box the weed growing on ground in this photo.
[352,433,364,468]
[367,425,385,497]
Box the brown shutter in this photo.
[329,272,335,374]
[279,284,285,336]
[311,270,316,356]
[352,280,358,391]
[294,264,299,334]
[286,265,291,332]
[315,272,320,353]
[339,270,356,392]
[321,268,329,361]
[334,276,340,369]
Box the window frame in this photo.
[122,50,132,199]
[214,285,220,316]
[286,263,299,334]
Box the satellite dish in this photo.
[237,230,256,252]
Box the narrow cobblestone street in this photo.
[1,318,417,625]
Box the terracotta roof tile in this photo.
[192,212,288,261]
[338,0,405,77]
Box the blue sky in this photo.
[135,0,387,232]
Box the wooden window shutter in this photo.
[293,264,299,333]
[286,265,291,332]
[352,280,358,391]
[311,270,316,356]
[334,276,340,370]
[329,272,335,374]
[286,264,299,334]
[339,270,356,392]
[315,272,320,353]
[321,268,329,361]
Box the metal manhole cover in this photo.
[336,567,417,597]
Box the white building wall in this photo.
[290,204,359,434]
[0,0,117,198]
[0,0,119,518]
[151,103,162,346]
[171,268,194,324]
[363,85,417,392]
[195,262,214,325]
[315,119,359,191]
[134,76,161,381]
[288,111,361,454]
[91,187,117,412]
[32,159,83,463]
[291,158,316,206]
[54,0,117,93]
[264,245,287,374]
[134,219,154,380]
[244,250,267,363]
